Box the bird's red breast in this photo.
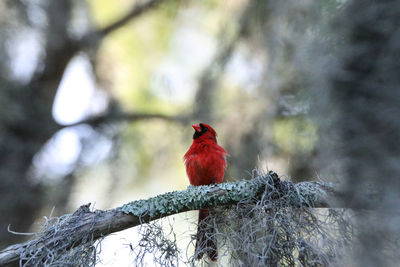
[184,123,228,186]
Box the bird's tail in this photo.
[195,208,217,261]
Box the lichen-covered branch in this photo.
[0,172,335,266]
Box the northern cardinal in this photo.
[184,123,228,261]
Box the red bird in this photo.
[184,123,228,261]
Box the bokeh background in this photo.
[1,0,399,266]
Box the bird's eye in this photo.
[200,123,208,132]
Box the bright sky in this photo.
[53,54,97,125]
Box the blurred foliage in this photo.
[273,117,317,154]
[0,0,355,264]
[92,3,176,111]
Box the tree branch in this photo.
[0,172,336,266]
[59,111,190,128]
[97,0,164,37]
[81,0,167,47]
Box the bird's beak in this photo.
[192,124,201,132]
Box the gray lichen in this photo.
[121,177,267,218]
[121,171,333,220]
